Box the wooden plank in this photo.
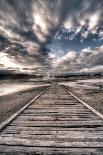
[7,125,103,131]
[3,129,103,136]
[10,120,103,127]
[34,103,81,106]
[1,128,103,137]
[0,137,103,147]
[11,119,103,124]
[20,113,97,117]
[0,145,102,155]
[22,111,97,115]
[1,134,103,142]
[1,125,102,134]
[29,105,85,108]
[23,109,91,113]
[27,107,89,111]
[28,105,87,108]
[42,94,69,97]
[37,98,76,101]
[15,115,99,121]
[29,103,83,106]
[1,129,97,135]
[34,101,79,104]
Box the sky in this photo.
[0,0,103,75]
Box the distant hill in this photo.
[0,72,43,80]
[55,71,103,78]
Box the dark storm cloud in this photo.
[64,0,103,29]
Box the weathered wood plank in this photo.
[1,129,97,135]
[28,104,87,108]
[10,120,103,128]
[1,130,103,139]
[29,104,84,107]
[0,145,102,155]
[22,110,99,115]
[16,115,99,121]
[0,137,103,147]
[23,109,91,113]
[27,108,90,112]
[22,112,93,117]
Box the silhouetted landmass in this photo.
[0,73,43,80]
[55,72,103,78]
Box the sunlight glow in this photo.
[89,11,101,31]
[0,52,20,68]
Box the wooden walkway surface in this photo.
[0,84,103,154]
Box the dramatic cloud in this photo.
[52,46,103,73]
[0,0,103,74]
[0,0,72,74]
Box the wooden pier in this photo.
[0,84,103,154]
